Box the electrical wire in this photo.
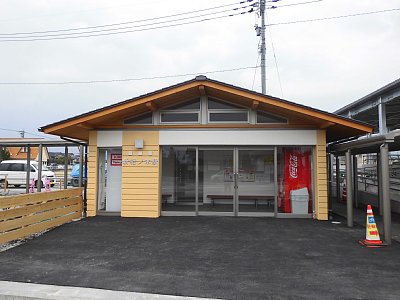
[0,0,323,39]
[0,66,260,85]
[0,1,255,36]
[0,127,54,139]
[0,10,254,42]
[1,6,398,42]
[270,0,323,9]
[251,53,261,91]
[267,7,400,27]
[0,5,253,40]
[252,39,261,91]
[265,11,284,97]
[0,0,325,42]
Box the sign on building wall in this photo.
[110,154,122,166]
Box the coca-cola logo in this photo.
[289,154,298,178]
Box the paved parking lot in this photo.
[1,216,400,299]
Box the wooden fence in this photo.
[0,188,83,244]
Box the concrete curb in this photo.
[0,281,214,300]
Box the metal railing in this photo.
[330,164,400,200]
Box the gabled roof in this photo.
[39,76,373,142]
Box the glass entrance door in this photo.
[198,148,235,215]
[236,148,275,216]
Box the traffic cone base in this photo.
[358,239,387,248]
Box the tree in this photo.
[0,147,10,162]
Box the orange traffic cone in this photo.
[358,205,386,247]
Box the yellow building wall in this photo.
[314,130,328,220]
[121,131,160,218]
[86,131,98,217]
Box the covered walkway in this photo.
[328,129,400,245]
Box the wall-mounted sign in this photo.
[122,158,159,166]
[110,154,122,166]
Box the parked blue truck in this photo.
[70,164,87,187]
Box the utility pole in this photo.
[260,0,266,94]
[19,130,25,138]
[255,0,267,94]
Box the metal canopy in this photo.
[329,129,400,155]
[0,139,86,147]
[335,78,400,133]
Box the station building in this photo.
[40,76,373,220]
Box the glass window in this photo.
[0,163,10,171]
[257,111,287,124]
[208,98,243,109]
[277,146,312,214]
[161,146,196,212]
[124,113,153,125]
[164,99,200,110]
[10,163,24,171]
[209,112,248,122]
[160,112,199,123]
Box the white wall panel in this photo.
[159,130,317,146]
[97,131,123,147]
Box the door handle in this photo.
[234,172,238,189]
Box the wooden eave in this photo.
[40,78,373,142]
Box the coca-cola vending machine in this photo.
[279,148,312,213]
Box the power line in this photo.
[267,7,400,27]
[252,38,261,91]
[0,0,327,42]
[0,5,254,40]
[0,1,255,36]
[265,10,284,98]
[0,10,254,42]
[251,53,261,91]
[0,66,260,85]
[0,127,53,139]
[0,0,320,37]
[270,0,323,9]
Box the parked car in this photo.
[0,160,55,188]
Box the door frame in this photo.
[96,147,122,215]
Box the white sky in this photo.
[0,0,399,139]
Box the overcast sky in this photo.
[1,0,399,140]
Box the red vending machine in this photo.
[280,148,312,213]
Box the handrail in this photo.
[330,165,400,194]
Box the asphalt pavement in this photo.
[0,216,399,299]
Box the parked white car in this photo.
[0,160,55,188]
